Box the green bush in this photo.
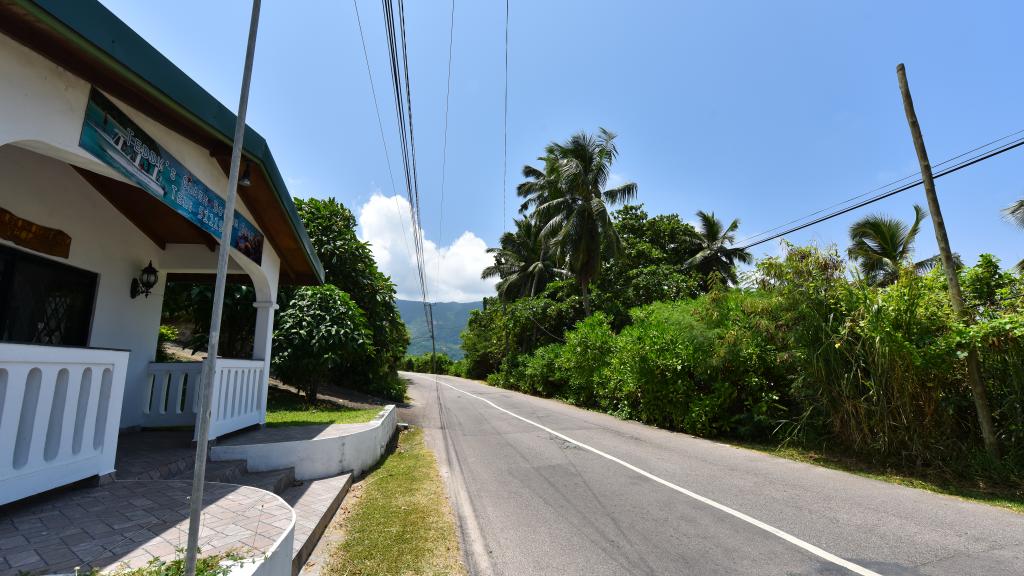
[490,343,565,397]
[293,197,410,395]
[404,352,454,375]
[449,358,469,377]
[600,295,785,438]
[478,244,1024,477]
[461,282,585,380]
[155,325,179,362]
[557,313,616,407]
[272,286,372,403]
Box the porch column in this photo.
[252,300,278,425]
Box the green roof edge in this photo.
[21,0,325,283]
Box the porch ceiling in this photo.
[0,0,325,285]
[74,167,217,251]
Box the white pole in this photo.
[183,1,261,574]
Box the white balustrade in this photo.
[0,343,128,505]
[207,359,266,440]
[142,362,202,427]
[143,359,265,440]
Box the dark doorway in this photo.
[0,245,98,346]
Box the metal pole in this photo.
[184,2,261,574]
[896,63,1000,460]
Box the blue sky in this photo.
[99,0,1024,302]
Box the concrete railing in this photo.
[207,359,265,440]
[0,343,128,505]
[142,362,201,427]
[143,359,265,440]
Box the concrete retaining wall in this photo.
[211,406,397,480]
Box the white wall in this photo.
[0,145,167,428]
[211,406,398,480]
[0,31,283,428]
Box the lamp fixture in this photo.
[130,260,159,299]
[238,161,252,187]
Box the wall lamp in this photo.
[238,161,252,187]
[130,261,159,299]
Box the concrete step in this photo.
[280,473,352,575]
[169,459,249,485]
[238,467,297,495]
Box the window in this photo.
[0,245,97,346]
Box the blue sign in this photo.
[79,88,264,264]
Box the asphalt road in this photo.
[398,372,1024,576]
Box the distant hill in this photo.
[396,299,482,360]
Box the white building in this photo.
[0,0,324,505]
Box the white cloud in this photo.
[357,193,496,303]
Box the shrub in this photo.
[557,313,616,407]
[601,295,785,438]
[272,286,372,403]
[481,244,1024,478]
[490,343,565,397]
[293,197,410,393]
[404,352,454,375]
[449,358,469,377]
[461,285,584,380]
[155,325,179,362]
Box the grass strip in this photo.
[737,442,1024,514]
[324,428,465,576]
[264,387,382,427]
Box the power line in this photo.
[383,0,431,333]
[739,133,1024,250]
[398,0,429,304]
[499,0,507,235]
[737,128,1024,247]
[351,0,414,262]
[437,0,455,299]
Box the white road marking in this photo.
[436,378,884,576]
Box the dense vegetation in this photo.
[162,197,408,402]
[452,128,1024,488]
[286,198,408,400]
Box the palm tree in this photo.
[846,204,949,285]
[518,128,638,314]
[684,211,753,286]
[1003,199,1024,271]
[481,218,564,301]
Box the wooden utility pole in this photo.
[897,63,999,460]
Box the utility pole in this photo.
[184,2,261,574]
[428,302,437,374]
[896,63,1000,460]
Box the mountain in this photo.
[396,299,482,360]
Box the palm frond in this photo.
[1003,199,1024,229]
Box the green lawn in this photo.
[264,387,382,427]
[324,428,465,576]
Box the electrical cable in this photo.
[737,128,1024,247]
[383,0,431,337]
[436,0,455,306]
[739,134,1024,250]
[351,0,414,262]
[502,0,509,234]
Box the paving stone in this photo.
[0,535,27,550]
[7,549,41,568]
[2,431,297,574]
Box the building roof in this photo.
[0,0,325,284]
